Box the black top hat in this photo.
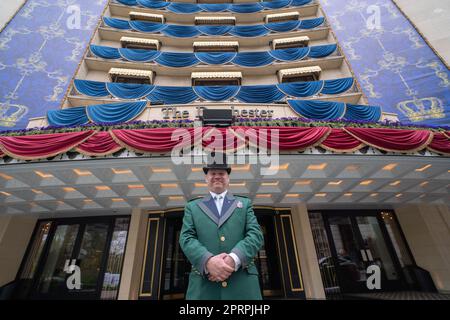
[203,152,231,174]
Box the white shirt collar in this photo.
[209,190,227,199]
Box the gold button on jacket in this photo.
[220,236,225,242]
[222,281,227,288]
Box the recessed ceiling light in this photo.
[370,193,378,197]
[286,194,301,198]
[0,172,13,180]
[73,169,92,176]
[161,183,178,188]
[307,163,327,170]
[315,193,327,197]
[344,193,352,196]
[328,180,342,186]
[382,163,398,171]
[389,180,401,186]
[112,198,125,202]
[95,186,110,191]
[360,180,373,185]
[111,168,132,174]
[0,191,11,196]
[35,170,53,178]
[256,194,271,198]
[63,187,76,192]
[415,164,432,172]
[128,184,144,189]
[152,168,171,173]
[295,180,311,185]
[420,181,429,187]
[261,182,279,186]
[169,196,184,201]
[140,197,154,201]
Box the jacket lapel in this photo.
[197,194,220,225]
[218,192,238,228]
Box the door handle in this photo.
[360,249,368,262]
[366,249,374,262]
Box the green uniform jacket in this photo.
[179,192,264,300]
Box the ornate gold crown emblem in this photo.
[0,102,28,127]
[396,97,444,122]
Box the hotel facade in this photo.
[0,0,449,300]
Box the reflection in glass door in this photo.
[323,213,403,294]
[36,224,79,295]
[20,217,130,300]
[326,216,367,293]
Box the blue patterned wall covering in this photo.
[0,0,107,130]
[320,0,450,126]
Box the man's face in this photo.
[205,169,230,194]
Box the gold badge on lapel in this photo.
[237,201,243,208]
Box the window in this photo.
[193,41,239,53]
[194,16,236,26]
[129,11,164,24]
[265,11,300,24]
[271,36,310,50]
[278,66,321,83]
[109,68,154,85]
[120,37,160,51]
[191,72,242,86]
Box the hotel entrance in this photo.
[309,211,417,297]
[139,208,305,300]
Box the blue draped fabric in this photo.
[344,104,382,122]
[106,83,154,99]
[90,45,120,59]
[265,21,301,32]
[291,0,313,5]
[168,3,202,14]
[230,25,269,37]
[300,17,325,29]
[198,4,230,12]
[138,0,170,9]
[155,52,199,67]
[232,51,274,67]
[277,81,323,97]
[261,0,292,9]
[229,3,263,13]
[309,44,337,58]
[74,79,109,97]
[103,17,130,30]
[321,78,354,94]
[236,85,284,103]
[287,100,346,120]
[118,48,161,62]
[195,52,236,65]
[47,107,88,126]
[269,47,309,61]
[194,86,240,101]
[117,0,137,6]
[87,101,147,124]
[162,25,200,37]
[129,20,166,33]
[147,86,198,104]
[198,25,233,36]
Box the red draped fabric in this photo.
[428,133,450,155]
[202,127,242,152]
[344,127,432,152]
[75,132,122,156]
[0,130,95,160]
[0,127,448,160]
[111,128,194,153]
[232,126,331,150]
[321,128,364,152]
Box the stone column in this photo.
[394,204,450,293]
[0,214,37,286]
[290,202,326,299]
[118,208,148,300]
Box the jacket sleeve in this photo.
[230,198,264,268]
[179,202,213,276]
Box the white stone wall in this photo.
[0,0,27,32]
[393,0,450,66]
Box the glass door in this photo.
[31,219,112,299]
[323,212,403,293]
